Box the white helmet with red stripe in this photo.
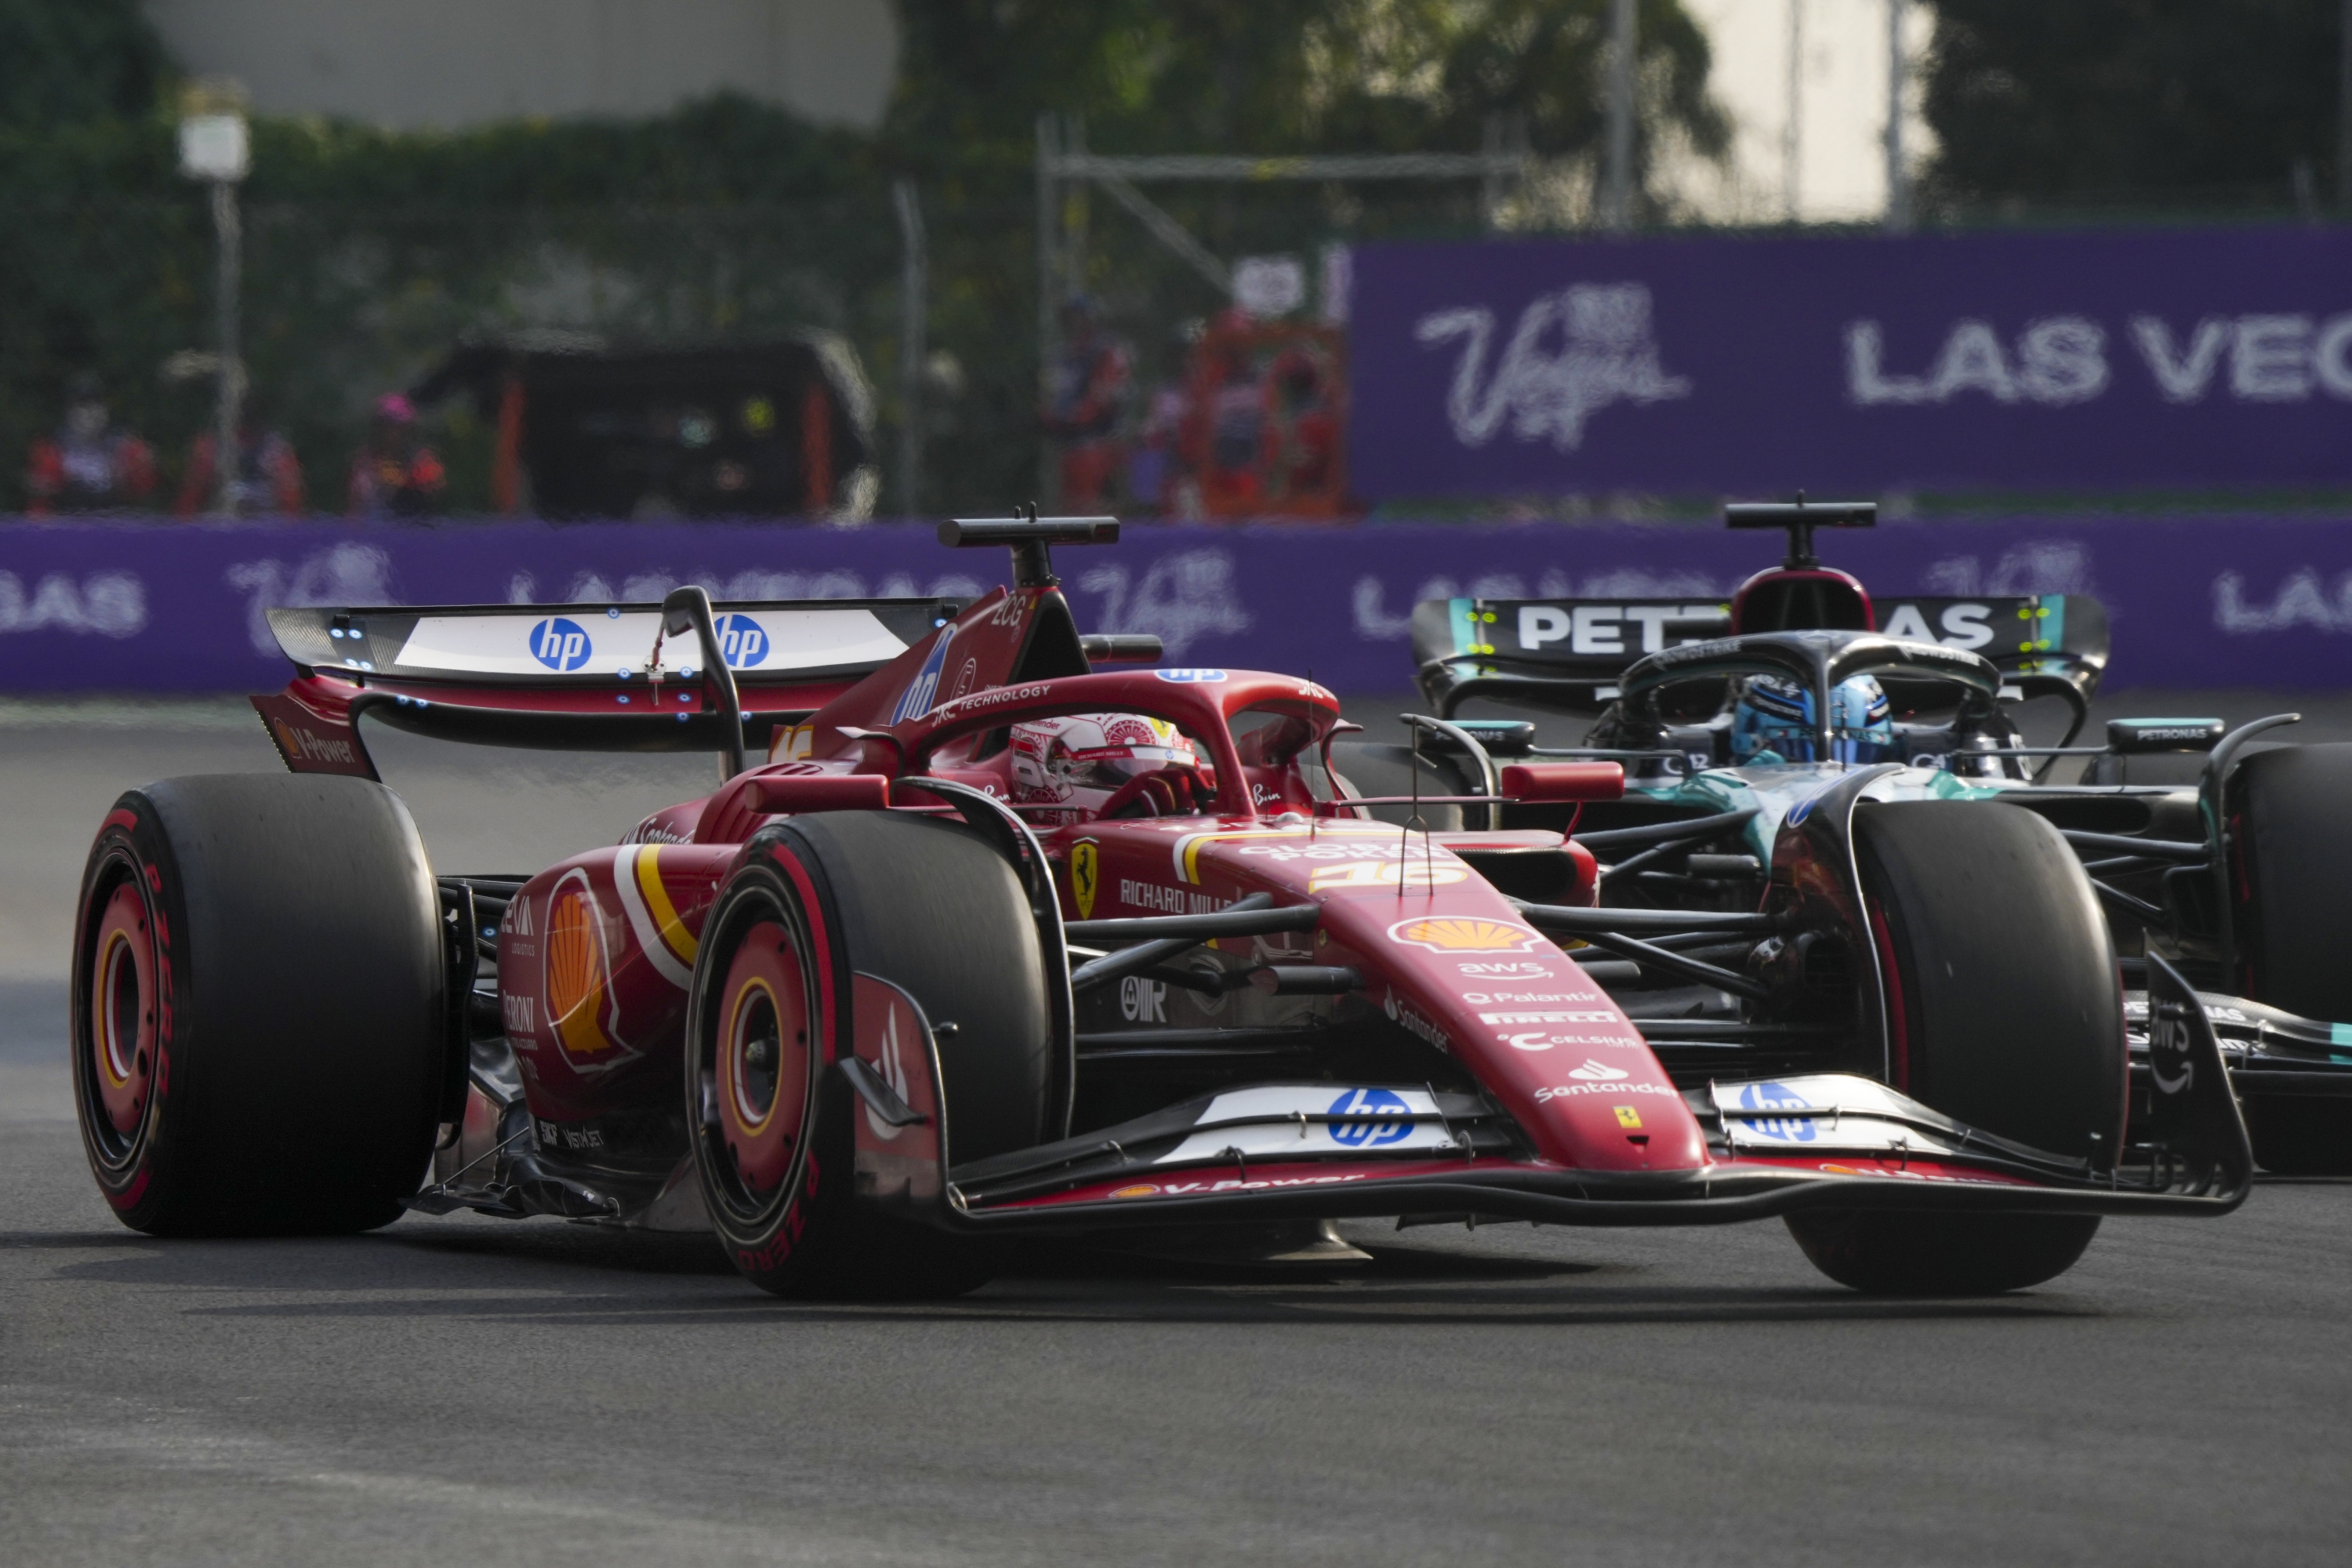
[1009,713,1200,821]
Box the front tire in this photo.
[1784,802,2122,1294]
[72,775,448,1235]
[688,810,1052,1298]
[2235,745,2352,1174]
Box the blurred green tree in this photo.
[0,0,164,129]
[1922,0,2344,212]
[890,0,1725,193]
[0,1,1728,513]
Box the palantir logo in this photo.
[530,617,593,672]
[715,613,770,670]
[1326,1087,1413,1149]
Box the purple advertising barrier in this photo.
[1350,227,2352,498]
[5,515,2352,695]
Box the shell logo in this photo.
[1108,1183,1160,1200]
[1386,916,1544,955]
[544,872,622,1065]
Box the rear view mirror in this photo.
[1500,761,1624,803]
[2107,718,2225,755]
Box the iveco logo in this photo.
[530,617,593,672]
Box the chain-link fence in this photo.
[0,185,1054,519]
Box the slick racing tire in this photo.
[688,810,1052,1299]
[1327,740,1476,831]
[71,775,448,1236]
[2234,745,2352,1174]
[1785,802,2120,1294]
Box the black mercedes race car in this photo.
[1345,499,2352,1176]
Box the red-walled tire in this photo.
[687,811,1051,1299]
[1784,802,2118,1294]
[72,775,448,1236]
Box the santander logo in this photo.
[1566,1059,1629,1082]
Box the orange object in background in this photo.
[1180,316,1347,519]
[801,383,833,514]
[491,373,526,515]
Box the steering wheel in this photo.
[1097,764,1216,819]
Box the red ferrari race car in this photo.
[71,518,2249,1299]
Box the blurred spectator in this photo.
[1126,380,1190,517]
[1178,315,1348,519]
[1191,328,1268,516]
[1268,347,1340,516]
[347,394,447,518]
[1041,296,1131,511]
[178,419,304,517]
[26,376,158,515]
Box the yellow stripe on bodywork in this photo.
[634,845,700,967]
[1171,826,1421,884]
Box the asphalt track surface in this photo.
[3,695,2348,1566]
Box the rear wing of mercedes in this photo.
[1414,592,2110,715]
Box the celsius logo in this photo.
[530,617,593,672]
[890,633,955,724]
[1327,1087,1413,1148]
[714,613,769,669]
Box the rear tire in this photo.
[2236,745,2352,1174]
[1784,802,2122,1294]
[688,811,1052,1299]
[72,775,448,1235]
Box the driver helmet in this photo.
[1009,713,1200,819]
[1729,674,1898,764]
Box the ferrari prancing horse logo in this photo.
[1070,840,1100,920]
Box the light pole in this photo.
[1884,0,1912,234]
[178,81,249,518]
[1784,0,1805,223]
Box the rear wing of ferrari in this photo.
[253,594,969,776]
[267,597,957,691]
[1414,591,2111,715]
[249,517,1153,780]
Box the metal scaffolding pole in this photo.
[1028,129,1530,504]
[892,179,927,518]
[209,179,243,517]
[2339,0,2352,211]
[1035,112,1060,506]
[1604,0,1636,230]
